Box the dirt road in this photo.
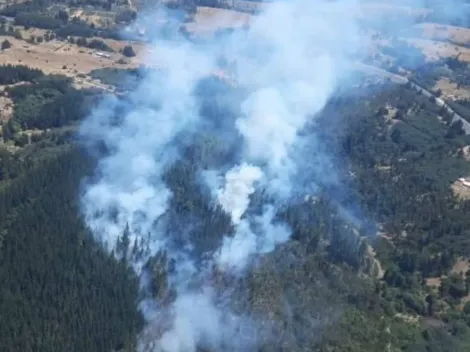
[356,62,470,134]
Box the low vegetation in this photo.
[1,74,93,142]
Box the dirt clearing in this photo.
[451,258,470,276]
[426,277,442,288]
[185,6,252,35]
[414,23,470,46]
[0,36,142,76]
[0,95,13,121]
[434,77,470,100]
[406,38,470,62]
[69,9,116,28]
[451,178,470,200]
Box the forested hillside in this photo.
[0,65,143,352]
[314,81,470,351]
[1,17,470,350]
[121,72,470,351]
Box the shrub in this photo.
[122,45,136,58]
[1,39,11,50]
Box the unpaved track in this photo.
[355,62,470,134]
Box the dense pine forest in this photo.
[0,67,143,352]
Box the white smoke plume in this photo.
[216,163,263,224]
[216,205,291,272]
[79,0,365,350]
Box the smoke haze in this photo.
[79,0,369,350]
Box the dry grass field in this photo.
[434,77,470,100]
[0,35,147,78]
[405,38,470,62]
[0,33,156,93]
[414,23,470,46]
[185,2,430,33]
[69,8,116,28]
[185,6,252,35]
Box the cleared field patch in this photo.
[19,27,50,41]
[406,38,470,62]
[451,178,470,200]
[426,277,442,288]
[0,36,141,76]
[185,6,252,35]
[0,35,154,93]
[69,8,116,28]
[414,23,470,46]
[186,2,429,36]
[0,94,13,121]
[451,258,470,276]
[96,37,147,57]
[434,77,470,100]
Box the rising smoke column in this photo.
[79,0,364,350]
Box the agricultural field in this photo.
[184,6,251,34]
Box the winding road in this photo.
[355,62,470,134]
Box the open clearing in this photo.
[405,38,470,62]
[414,23,470,46]
[69,8,116,28]
[426,277,442,288]
[451,258,470,276]
[186,3,429,33]
[0,36,139,75]
[0,95,13,122]
[0,35,150,91]
[185,6,252,35]
[434,77,470,100]
[425,259,469,291]
[451,179,470,200]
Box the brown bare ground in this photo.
[406,38,470,62]
[186,3,429,36]
[366,244,385,279]
[426,277,442,288]
[185,6,252,35]
[434,77,470,100]
[99,37,147,55]
[20,27,49,40]
[457,295,470,311]
[383,105,398,122]
[70,9,115,28]
[451,258,470,276]
[0,36,143,76]
[0,95,13,121]
[414,23,470,46]
[451,180,470,200]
